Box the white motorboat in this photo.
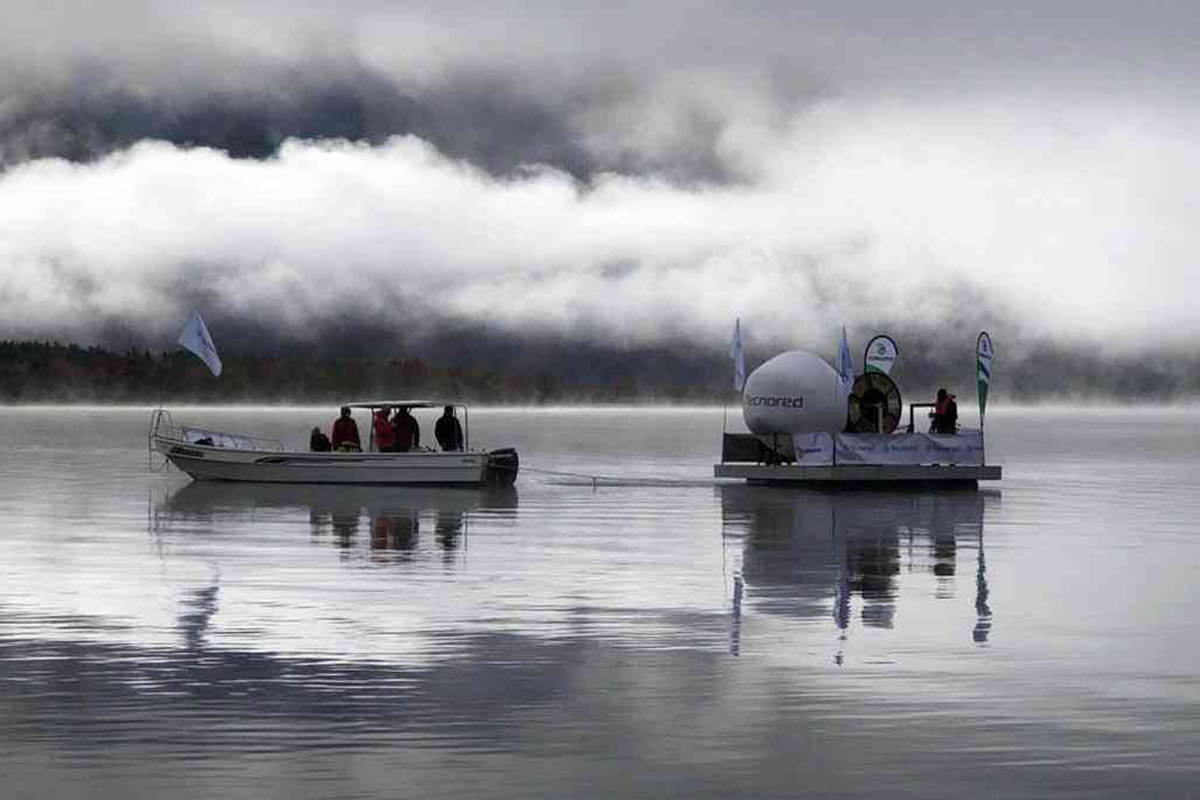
[149,401,519,486]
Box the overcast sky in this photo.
[1,1,1197,353]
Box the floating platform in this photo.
[714,463,1001,485]
[716,431,1001,486]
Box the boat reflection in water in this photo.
[720,486,994,658]
[153,482,518,563]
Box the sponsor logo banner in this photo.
[833,431,984,466]
[748,395,805,408]
[791,432,834,464]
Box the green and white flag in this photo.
[976,332,993,427]
[863,334,898,375]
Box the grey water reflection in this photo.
[179,575,221,651]
[5,401,1200,798]
[722,486,992,659]
[154,482,517,562]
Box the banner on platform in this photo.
[791,432,834,465]
[789,431,984,466]
[833,431,984,466]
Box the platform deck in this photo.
[714,463,1001,484]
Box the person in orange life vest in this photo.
[393,407,420,452]
[933,388,959,434]
[331,406,361,452]
[373,407,396,452]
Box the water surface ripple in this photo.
[2,407,1199,798]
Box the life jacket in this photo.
[374,411,396,450]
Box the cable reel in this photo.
[847,372,903,434]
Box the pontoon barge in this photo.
[715,429,1000,486]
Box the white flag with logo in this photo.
[864,334,899,375]
[730,318,746,391]
[177,311,222,377]
[837,325,855,396]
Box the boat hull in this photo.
[155,437,513,486]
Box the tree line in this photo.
[2,338,1197,404]
[0,340,728,404]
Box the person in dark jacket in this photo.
[435,406,464,451]
[331,406,361,452]
[393,407,421,452]
[393,407,420,452]
[933,388,959,434]
[943,392,959,434]
[310,427,332,452]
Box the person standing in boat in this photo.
[435,405,464,451]
[331,406,362,452]
[374,407,397,452]
[932,388,959,434]
[393,407,420,452]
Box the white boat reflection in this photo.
[152,482,518,560]
[158,481,518,515]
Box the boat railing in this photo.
[149,408,284,452]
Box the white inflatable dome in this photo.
[742,350,847,435]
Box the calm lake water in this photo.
[2,406,1199,798]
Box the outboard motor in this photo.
[485,448,520,487]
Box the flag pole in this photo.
[727,317,745,444]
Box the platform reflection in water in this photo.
[720,486,991,659]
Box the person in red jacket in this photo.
[373,407,396,452]
[330,406,361,452]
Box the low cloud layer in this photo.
[2,1,1198,357]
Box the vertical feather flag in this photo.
[976,332,993,428]
[863,334,899,375]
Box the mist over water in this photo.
[2,406,1199,797]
